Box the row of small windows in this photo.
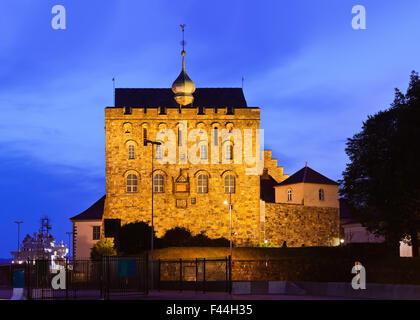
[128,144,233,161]
[286,188,325,201]
[126,174,236,194]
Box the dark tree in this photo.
[161,228,230,247]
[161,227,192,246]
[115,222,154,255]
[341,71,420,256]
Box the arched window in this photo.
[224,175,235,194]
[178,127,182,146]
[319,189,325,201]
[197,174,208,193]
[226,145,233,160]
[143,128,148,146]
[128,145,135,160]
[126,174,138,193]
[154,174,164,193]
[156,145,162,160]
[213,127,219,146]
[287,189,292,201]
[200,144,208,160]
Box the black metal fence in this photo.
[21,257,149,300]
[0,256,233,299]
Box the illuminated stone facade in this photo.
[102,105,287,246]
[100,82,342,247]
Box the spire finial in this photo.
[172,24,196,106]
[180,24,186,53]
[305,161,308,167]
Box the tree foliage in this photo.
[115,221,156,255]
[90,238,117,260]
[341,71,420,253]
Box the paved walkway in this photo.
[136,291,358,300]
[0,288,361,300]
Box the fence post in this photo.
[225,256,228,293]
[158,259,161,292]
[73,260,76,300]
[179,258,183,292]
[195,258,198,292]
[26,258,31,300]
[228,255,232,294]
[106,256,110,300]
[203,258,206,294]
[65,258,69,300]
[144,252,149,295]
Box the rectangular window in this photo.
[93,226,100,240]
[214,127,219,146]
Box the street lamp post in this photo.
[224,191,233,259]
[144,138,161,290]
[14,221,23,252]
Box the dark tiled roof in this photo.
[260,173,278,203]
[114,88,248,108]
[277,166,339,186]
[70,196,105,221]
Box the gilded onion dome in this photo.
[172,50,196,106]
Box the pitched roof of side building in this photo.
[276,166,339,186]
[70,196,105,221]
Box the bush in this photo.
[161,227,192,247]
[255,241,278,248]
[90,238,116,260]
[161,228,229,247]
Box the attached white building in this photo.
[70,196,104,260]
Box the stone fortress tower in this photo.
[71,27,340,259]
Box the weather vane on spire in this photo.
[180,24,186,51]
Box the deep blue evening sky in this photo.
[1,0,419,258]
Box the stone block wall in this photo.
[103,106,262,246]
[264,203,340,247]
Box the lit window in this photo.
[126,174,138,193]
[224,175,235,194]
[128,145,135,160]
[92,226,100,240]
[156,145,162,160]
[287,189,292,201]
[198,174,208,193]
[226,145,233,160]
[319,189,325,201]
[200,144,208,160]
[154,174,164,193]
